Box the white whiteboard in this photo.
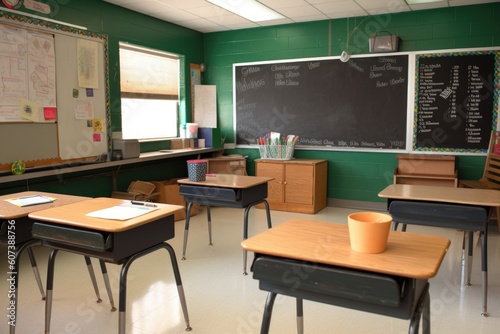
[55,33,107,160]
[0,15,108,165]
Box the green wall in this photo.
[203,3,500,203]
[1,2,498,204]
[0,0,204,195]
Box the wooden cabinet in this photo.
[394,154,457,187]
[255,159,327,213]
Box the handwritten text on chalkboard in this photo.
[414,51,498,153]
[234,54,409,151]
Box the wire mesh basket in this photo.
[258,145,295,160]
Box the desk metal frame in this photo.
[379,184,500,316]
[241,220,450,334]
[178,175,273,275]
[28,198,191,334]
[0,192,114,334]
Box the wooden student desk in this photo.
[177,174,273,274]
[0,191,113,334]
[28,197,191,334]
[241,220,450,334]
[378,184,500,316]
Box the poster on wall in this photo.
[190,63,201,121]
[77,38,99,89]
[0,24,56,122]
[194,84,217,128]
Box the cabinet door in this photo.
[285,164,313,205]
[256,162,284,204]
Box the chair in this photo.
[459,131,500,232]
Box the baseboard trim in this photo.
[328,199,386,212]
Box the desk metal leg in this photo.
[296,298,304,334]
[119,242,192,333]
[84,256,103,303]
[9,239,43,334]
[260,292,277,334]
[27,247,46,300]
[182,202,194,260]
[207,206,213,245]
[45,248,58,334]
[409,283,430,334]
[99,260,117,311]
[163,243,192,332]
[481,227,488,317]
[462,231,474,286]
[243,200,272,275]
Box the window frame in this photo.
[118,42,182,141]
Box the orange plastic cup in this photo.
[347,212,392,254]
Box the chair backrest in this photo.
[482,152,500,187]
[480,131,500,187]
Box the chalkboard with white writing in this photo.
[234,54,409,150]
[414,50,498,153]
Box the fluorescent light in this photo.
[207,0,284,22]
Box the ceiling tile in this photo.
[103,0,494,32]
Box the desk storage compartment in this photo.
[1,217,34,244]
[179,183,267,207]
[252,255,426,319]
[389,201,488,231]
[32,223,111,251]
[180,185,240,201]
[32,215,175,262]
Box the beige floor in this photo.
[2,206,500,334]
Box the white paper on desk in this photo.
[5,195,55,207]
[86,204,158,220]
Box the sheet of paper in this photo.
[74,100,94,119]
[86,203,158,220]
[5,194,54,207]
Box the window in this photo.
[119,42,179,140]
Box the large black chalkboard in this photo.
[414,50,498,153]
[234,54,409,150]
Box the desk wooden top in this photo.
[28,197,184,232]
[241,220,450,279]
[0,191,89,219]
[378,184,500,207]
[177,174,273,189]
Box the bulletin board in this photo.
[0,11,109,168]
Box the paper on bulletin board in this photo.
[77,38,99,89]
[20,99,41,122]
[0,25,56,122]
[194,84,217,128]
[74,100,94,119]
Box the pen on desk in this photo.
[206,174,216,177]
[131,201,157,207]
